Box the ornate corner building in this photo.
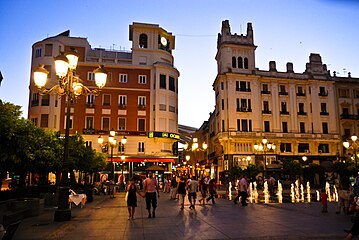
[207,20,359,181]
[27,23,180,178]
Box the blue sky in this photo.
[1,0,358,128]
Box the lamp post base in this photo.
[54,209,71,222]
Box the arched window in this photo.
[244,58,249,69]
[232,57,237,68]
[238,57,243,68]
[139,34,148,48]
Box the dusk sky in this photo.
[1,0,358,128]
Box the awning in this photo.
[111,157,175,163]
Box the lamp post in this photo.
[33,49,107,222]
[98,131,127,181]
[183,138,207,178]
[253,138,276,171]
[343,135,359,174]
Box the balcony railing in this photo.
[138,105,146,110]
[296,92,306,96]
[298,111,307,116]
[280,111,290,115]
[118,104,126,109]
[320,112,329,115]
[318,91,328,96]
[262,110,272,114]
[83,128,95,134]
[86,103,95,108]
[236,88,251,92]
[237,107,252,112]
[279,91,288,95]
[261,90,271,94]
[340,114,355,119]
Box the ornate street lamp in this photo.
[33,49,107,222]
[183,138,207,177]
[343,135,359,174]
[254,138,276,171]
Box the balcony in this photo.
[138,105,146,110]
[320,112,329,116]
[118,104,126,109]
[237,107,252,112]
[279,91,288,95]
[298,111,307,116]
[86,103,95,108]
[83,128,95,134]
[280,111,290,115]
[262,110,272,114]
[340,114,355,119]
[261,90,271,94]
[318,91,328,97]
[296,92,306,97]
[41,99,50,106]
[236,88,251,92]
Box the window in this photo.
[102,117,110,131]
[118,95,127,106]
[118,143,125,153]
[300,122,305,133]
[282,122,288,133]
[138,96,146,107]
[322,122,328,134]
[263,101,270,113]
[281,102,288,113]
[169,76,175,92]
[160,74,166,89]
[35,48,42,58]
[87,95,95,106]
[298,143,309,153]
[40,114,49,127]
[237,119,240,131]
[85,141,92,148]
[86,117,94,129]
[342,107,349,115]
[321,103,327,113]
[221,82,224,90]
[232,57,237,68]
[240,119,252,132]
[221,99,224,110]
[119,74,128,83]
[139,34,148,48]
[222,120,225,132]
[239,81,250,91]
[338,88,349,98]
[319,86,327,96]
[279,85,287,94]
[31,92,39,106]
[297,86,304,95]
[118,118,126,130]
[41,94,50,106]
[244,58,248,69]
[298,103,305,113]
[31,118,38,126]
[138,142,145,153]
[280,143,292,153]
[264,121,270,132]
[64,115,73,129]
[138,119,145,131]
[139,75,147,84]
[87,72,95,81]
[318,144,329,153]
[262,84,269,93]
[238,57,243,68]
[44,44,53,56]
[103,94,111,106]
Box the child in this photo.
[320,188,328,213]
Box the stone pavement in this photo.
[13,190,354,240]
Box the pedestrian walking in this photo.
[187,176,198,209]
[234,175,248,206]
[177,176,187,210]
[126,177,143,220]
[206,179,217,204]
[143,171,160,218]
[198,177,208,206]
[170,175,178,199]
[320,188,328,213]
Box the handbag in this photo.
[125,191,128,202]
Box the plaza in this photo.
[14,190,352,240]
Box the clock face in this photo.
[160,37,167,47]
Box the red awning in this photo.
[111,157,175,163]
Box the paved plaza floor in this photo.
[13,190,353,240]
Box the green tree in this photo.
[283,160,302,181]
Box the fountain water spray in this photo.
[325,182,332,202]
[263,181,270,203]
[316,190,320,202]
[291,183,295,203]
[333,185,338,202]
[306,182,311,203]
[295,180,300,202]
[277,180,283,203]
[228,182,232,200]
[253,182,259,203]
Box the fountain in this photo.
[300,184,304,202]
[295,180,300,202]
[248,182,253,203]
[228,182,232,200]
[276,180,283,203]
[306,182,311,203]
[291,183,295,203]
[325,182,332,202]
[316,190,320,202]
[333,185,338,202]
[253,182,259,203]
[263,181,270,203]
